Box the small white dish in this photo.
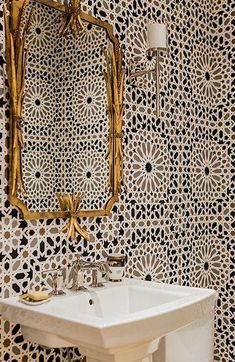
[19,297,51,306]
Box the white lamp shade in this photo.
[148,23,168,50]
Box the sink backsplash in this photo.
[0,0,233,362]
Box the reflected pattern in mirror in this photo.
[5,0,124,219]
[21,2,110,212]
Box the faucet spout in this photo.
[69,256,110,290]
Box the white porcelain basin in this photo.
[0,279,216,362]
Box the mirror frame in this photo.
[5,0,125,220]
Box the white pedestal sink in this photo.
[0,279,216,362]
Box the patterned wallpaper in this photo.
[0,0,234,362]
[20,3,111,212]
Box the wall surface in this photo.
[0,0,234,361]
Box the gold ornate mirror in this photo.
[4,0,125,220]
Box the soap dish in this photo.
[19,297,51,306]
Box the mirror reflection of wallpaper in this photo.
[20,2,110,212]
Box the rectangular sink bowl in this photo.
[0,278,216,351]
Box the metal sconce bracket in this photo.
[129,48,168,118]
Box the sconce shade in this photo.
[148,23,168,50]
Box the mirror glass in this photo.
[19,1,111,212]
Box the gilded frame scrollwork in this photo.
[5,0,125,220]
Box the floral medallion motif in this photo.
[190,237,229,291]
[190,141,229,201]
[192,45,230,107]
[127,242,169,283]
[22,152,55,198]
[25,3,58,50]
[77,22,109,51]
[73,77,107,124]
[126,133,170,202]
[23,80,56,124]
[71,152,109,209]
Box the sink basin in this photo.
[0,279,216,362]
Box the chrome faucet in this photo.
[42,267,66,296]
[89,261,110,288]
[69,255,110,290]
[69,255,87,291]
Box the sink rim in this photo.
[0,278,216,329]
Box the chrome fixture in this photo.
[69,255,110,290]
[42,268,66,296]
[129,22,168,117]
[69,255,87,291]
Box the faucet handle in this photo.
[72,254,87,267]
[90,261,111,287]
[42,267,66,296]
[98,261,110,276]
[69,257,88,291]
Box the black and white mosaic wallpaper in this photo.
[20,2,111,213]
[0,0,234,361]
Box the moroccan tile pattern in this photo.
[0,0,234,361]
[20,2,111,212]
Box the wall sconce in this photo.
[129,23,168,117]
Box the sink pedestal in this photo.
[80,313,214,362]
[79,339,159,362]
